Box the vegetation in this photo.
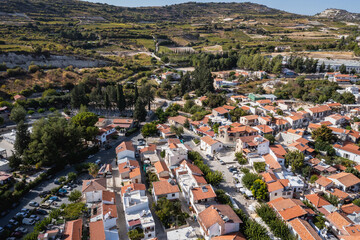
[250,179,267,200]
[235,152,248,165]
[141,122,158,137]
[285,150,305,173]
[323,193,339,206]
[242,172,261,189]
[128,228,144,240]
[189,151,223,186]
[68,190,82,202]
[312,125,336,143]
[253,162,266,173]
[153,198,189,228]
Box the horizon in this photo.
[84,0,360,15]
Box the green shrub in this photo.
[27,110,35,115]
[49,107,56,112]
[37,108,45,113]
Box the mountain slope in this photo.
[316,8,360,22]
[0,0,293,22]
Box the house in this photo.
[212,107,229,118]
[218,124,258,143]
[121,183,146,197]
[263,154,282,172]
[268,197,312,221]
[341,203,360,215]
[90,203,118,231]
[267,179,293,201]
[334,142,360,164]
[13,94,26,102]
[89,220,106,240]
[269,145,287,167]
[112,118,135,132]
[327,211,354,236]
[190,185,217,214]
[118,160,141,183]
[165,142,188,166]
[200,136,223,155]
[96,126,116,145]
[254,124,274,136]
[328,172,360,192]
[82,178,107,203]
[315,176,333,191]
[230,95,248,102]
[211,232,246,240]
[152,180,180,203]
[325,114,348,126]
[305,193,333,215]
[289,218,322,240]
[235,135,269,157]
[116,141,135,162]
[306,105,331,120]
[196,96,208,106]
[154,161,170,180]
[198,205,242,240]
[286,115,304,129]
[0,171,12,185]
[239,115,258,126]
[63,219,82,240]
[38,229,60,240]
[168,115,189,127]
[140,144,157,161]
[157,124,176,138]
[161,71,180,80]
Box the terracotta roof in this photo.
[193,174,207,184]
[305,193,331,208]
[267,180,286,192]
[14,94,26,101]
[315,176,332,187]
[154,161,169,174]
[153,180,179,196]
[327,212,353,232]
[328,172,360,187]
[256,125,273,133]
[308,105,331,113]
[102,190,115,203]
[198,205,242,232]
[270,144,287,158]
[118,160,139,174]
[269,198,308,221]
[238,135,269,145]
[211,232,246,240]
[89,220,105,240]
[344,225,360,236]
[121,183,146,196]
[199,96,208,101]
[180,160,203,176]
[309,158,321,165]
[116,141,135,154]
[341,203,360,215]
[355,165,360,172]
[275,118,289,126]
[102,203,118,218]
[223,105,236,110]
[289,218,322,240]
[241,115,258,120]
[168,115,189,125]
[334,142,360,156]
[82,178,107,193]
[168,138,181,144]
[263,154,281,170]
[201,136,219,146]
[139,144,157,153]
[213,107,229,115]
[191,185,216,201]
[64,219,82,240]
[129,167,141,179]
[327,188,349,200]
[262,172,277,183]
[112,118,133,124]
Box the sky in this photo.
[85,0,360,15]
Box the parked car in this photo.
[29,201,39,207]
[22,218,35,225]
[14,227,28,234]
[219,160,226,165]
[11,231,23,238]
[4,223,14,230]
[58,188,67,193]
[30,215,40,221]
[63,185,72,191]
[88,155,94,159]
[95,159,101,165]
[20,208,30,213]
[9,219,19,227]
[35,209,48,215]
[56,192,67,197]
[15,212,27,219]
[49,196,60,201]
[39,190,51,198]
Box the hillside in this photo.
[0,0,291,22]
[316,8,360,22]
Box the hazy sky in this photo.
[85,0,360,15]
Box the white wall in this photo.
[334,148,360,164]
[85,191,102,203]
[117,150,135,161]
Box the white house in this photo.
[82,178,107,203]
[90,203,118,231]
[334,142,360,164]
[96,126,116,145]
[152,180,180,203]
[235,135,269,156]
[116,141,135,162]
[200,136,223,155]
[324,114,348,126]
[165,143,188,166]
[328,172,360,192]
[198,204,242,240]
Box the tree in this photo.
[192,65,214,94]
[312,125,336,143]
[116,84,126,111]
[170,125,184,136]
[10,105,26,123]
[250,179,267,200]
[285,150,304,173]
[68,190,82,202]
[128,228,144,240]
[63,202,86,220]
[141,122,157,137]
[72,112,98,128]
[67,172,77,181]
[253,162,266,173]
[104,93,110,109]
[88,163,99,178]
[310,175,319,183]
[184,118,190,129]
[339,64,347,74]
[235,152,247,165]
[134,99,147,122]
[8,153,21,169]
[206,171,223,186]
[264,134,275,145]
[242,172,261,189]
[139,83,155,111]
[14,120,30,156]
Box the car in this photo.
[30,215,40,221]
[14,227,28,234]
[88,155,94,159]
[11,231,23,238]
[95,159,101,165]
[56,191,67,197]
[36,209,48,215]
[63,185,72,191]
[22,218,35,225]
[29,201,39,207]
[20,208,30,213]
[135,153,139,158]
[9,219,19,227]
[219,160,226,165]
[58,188,67,193]
[54,179,61,185]
[4,223,14,230]
[39,190,51,198]
[15,212,27,219]
[49,196,60,201]
[0,227,4,234]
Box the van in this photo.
[22,218,35,225]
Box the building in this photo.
[198,205,242,240]
[218,124,258,144]
[168,115,190,127]
[328,172,360,192]
[116,141,135,162]
[82,178,107,203]
[334,142,360,164]
[200,136,223,155]
[165,142,188,166]
[289,218,322,240]
[239,115,259,126]
[190,185,217,214]
[306,105,331,120]
[63,219,82,240]
[118,160,141,184]
[235,135,269,157]
[152,180,180,203]
[315,176,333,191]
[154,161,170,180]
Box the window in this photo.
[274,193,277,196]
[172,194,175,197]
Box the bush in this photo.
[193,138,200,145]
[49,107,56,112]
[37,108,45,113]
[160,150,165,158]
[253,162,266,173]
[235,152,247,165]
[310,175,318,183]
[242,172,261,189]
[28,65,40,73]
[27,110,35,115]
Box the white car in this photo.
[95,159,101,165]
[22,218,35,225]
[63,185,72,191]
[88,155,94,159]
[30,215,40,221]
[15,227,28,234]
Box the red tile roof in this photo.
[153,180,180,196]
[64,219,82,240]
[116,141,135,154]
[289,218,322,240]
[191,185,216,201]
[121,183,146,196]
[89,220,105,240]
